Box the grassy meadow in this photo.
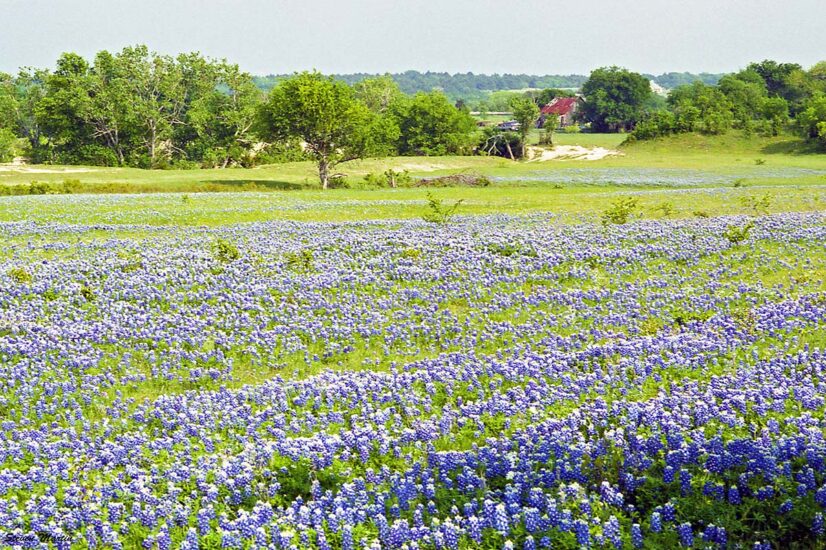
[1,132,824,226]
[2,133,826,548]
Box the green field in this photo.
[1,132,824,226]
[3,133,826,548]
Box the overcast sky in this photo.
[2,0,825,76]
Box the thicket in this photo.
[629,61,826,145]
[0,47,479,171]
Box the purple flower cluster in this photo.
[0,212,824,547]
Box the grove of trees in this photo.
[628,60,826,145]
[2,47,826,181]
[0,46,478,176]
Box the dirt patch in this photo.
[527,145,622,161]
[415,173,492,187]
[0,164,95,174]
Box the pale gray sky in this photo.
[1,0,825,75]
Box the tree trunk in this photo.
[505,141,515,161]
[318,157,330,190]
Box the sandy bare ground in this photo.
[0,159,94,174]
[527,145,622,161]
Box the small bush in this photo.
[79,285,95,302]
[754,158,766,165]
[741,193,773,216]
[693,210,710,218]
[328,175,350,189]
[213,239,241,263]
[601,197,639,226]
[285,249,314,271]
[415,173,491,188]
[733,179,746,188]
[486,243,538,258]
[400,248,421,259]
[363,169,412,188]
[723,222,754,245]
[8,267,32,284]
[422,191,463,224]
[654,201,675,217]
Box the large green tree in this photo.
[353,75,403,114]
[390,91,476,156]
[798,95,826,147]
[185,61,261,167]
[509,97,539,157]
[580,67,651,132]
[256,72,396,189]
[667,82,734,135]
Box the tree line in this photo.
[0,46,479,171]
[2,47,825,188]
[578,61,826,146]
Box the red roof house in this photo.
[540,97,580,127]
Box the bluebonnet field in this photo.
[1,208,826,549]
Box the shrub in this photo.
[693,210,710,218]
[79,285,95,302]
[8,267,32,284]
[742,193,773,216]
[327,175,350,189]
[0,129,17,163]
[285,249,314,271]
[213,239,241,263]
[601,197,639,226]
[400,248,421,259]
[723,222,754,245]
[422,191,463,224]
[363,169,412,188]
[415,173,491,187]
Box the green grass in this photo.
[0,131,824,226]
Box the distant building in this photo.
[539,97,581,127]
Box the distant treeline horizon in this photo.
[252,71,725,100]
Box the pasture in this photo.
[1,135,826,548]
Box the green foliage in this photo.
[213,239,240,263]
[762,97,790,136]
[741,193,773,216]
[353,75,402,114]
[389,91,476,156]
[509,97,539,156]
[539,114,560,145]
[0,128,17,162]
[653,201,676,217]
[256,72,397,188]
[284,249,314,271]
[3,46,261,168]
[797,95,826,147]
[485,242,538,258]
[79,285,95,302]
[8,266,32,284]
[723,222,754,245]
[422,191,463,224]
[601,197,639,226]
[254,140,311,165]
[478,127,522,159]
[363,169,411,188]
[580,66,652,132]
[668,82,735,135]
